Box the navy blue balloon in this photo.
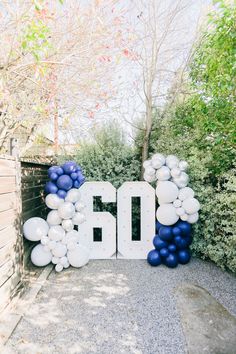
[160,248,169,258]
[57,189,67,199]
[168,244,177,253]
[147,249,162,266]
[178,249,191,264]
[56,175,73,191]
[165,253,178,268]
[156,221,164,231]
[159,226,173,241]
[77,171,84,181]
[62,161,77,174]
[70,172,78,180]
[50,172,58,181]
[48,166,58,177]
[153,235,168,250]
[185,236,193,246]
[172,226,181,236]
[45,181,58,194]
[73,180,81,188]
[174,236,188,249]
[177,221,191,236]
[56,167,64,176]
[76,165,82,172]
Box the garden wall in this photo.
[0,156,49,313]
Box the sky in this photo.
[47,0,212,145]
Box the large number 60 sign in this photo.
[78,182,156,259]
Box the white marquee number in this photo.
[117,182,156,259]
[79,182,116,259]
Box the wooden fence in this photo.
[0,156,50,313]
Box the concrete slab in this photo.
[175,284,236,354]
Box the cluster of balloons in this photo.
[143,154,200,226]
[23,162,90,272]
[147,220,192,268]
[144,153,200,268]
[45,161,85,199]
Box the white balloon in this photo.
[43,245,50,252]
[143,160,152,168]
[170,167,181,178]
[61,236,68,245]
[58,202,75,220]
[45,194,64,210]
[156,204,179,226]
[67,240,77,250]
[176,207,185,216]
[145,166,156,176]
[143,173,156,183]
[180,213,188,221]
[48,225,65,241]
[47,210,62,226]
[156,166,171,181]
[72,212,86,225]
[66,230,80,242]
[55,263,63,272]
[173,172,189,188]
[187,212,199,224]
[63,261,70,269]
[67,244,90,268]
[75,202,85,212]
[156,181,179,204]
[166,155,179,169]
[52,243,67,258]
[31,244,52,267]
[23,217,49,241]
[48,240,57,250]
[182,198,200,214]
[179,160,189,171]
[41,236,49,245]
[173,199,182,208]
[59,256,68,266]
[62,219,74,232]
[178,187,195,201]
[52,256,59,264]
[65,188,81,203]
[152,153,165,165]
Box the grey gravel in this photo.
[4,258,236,354]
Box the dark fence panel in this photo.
[21,161,50,266]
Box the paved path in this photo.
[3,259,236,354]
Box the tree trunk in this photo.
[141,101,153,179]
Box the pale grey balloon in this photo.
[156,181,179,204]
[23,217,49,241]
[156,204,179,226]
[156,166,171,181]
[182,198,200,214]
[31,244,52,267]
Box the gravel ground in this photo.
[4,258,236,354]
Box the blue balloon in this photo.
[56,175,73,191]
[185,236,193,246]
[45,181,58,194]
[76,165,82,172]
[70,172,78,180]
[172,226,181,236]
[156,221,164,231]
[147,249,162,266]
[57,189,67,199]
[50,172,58,181]
[176,221,191,236]
[165,253,178,268]
[73,180,81,188]
[174,236,188,249]
[159,226,173,241]
[160,248,169,258]
[76,171,84,181]
[62,161,77,174]
[153,235,168,250]
[168,244,177,253]
[48,166,58,177]
[56,167,64,176]
[178,249,191,264]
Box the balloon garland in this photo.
[144,154,200,268]
[23,161,90,272]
